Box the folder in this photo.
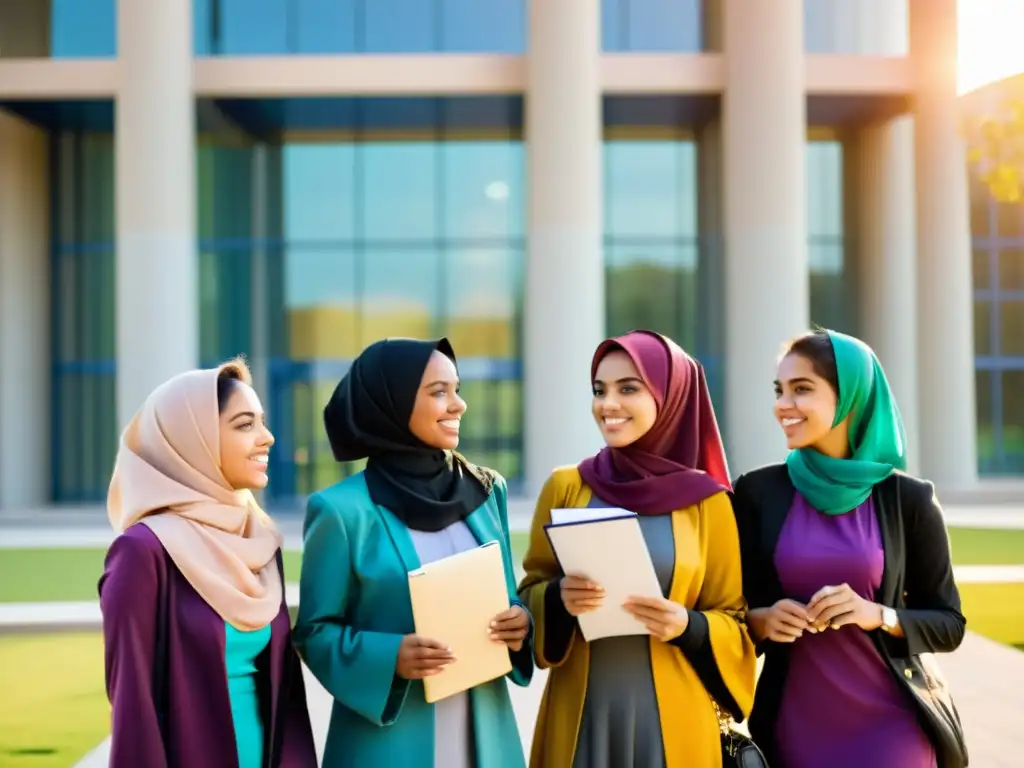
[544,509,663,642]
[407,540,513,703]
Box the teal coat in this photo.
[294,471,533,768]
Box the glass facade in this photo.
[806,139,853,334]
[193,0,706,55]
[0,0,116,58]
[970,176,1024,475]
[51,131,117,502]
[804,0,908,55]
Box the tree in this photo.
[963,77,1024,203]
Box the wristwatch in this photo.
[880,606,900,634]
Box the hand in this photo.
[805,584,882,632]
[748,599,809,643]
[560,575,605,616]
[395,634,455,680]
[489,605,530,652]
[622,595,689,642]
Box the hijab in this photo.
[577,330,732,515]
[322,337,492,532]
[107,361,284,631]
[786,329,908,515]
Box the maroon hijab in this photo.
[577,330,731,515]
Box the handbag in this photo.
[714,701,769,768]
[882,476,969,768]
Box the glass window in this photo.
[976,369,995,473]
[603,0,704,52]
[996,201,1024,238]
[441,142,524,240]
[604,134,706,371]
[440,0,525,53]
[1002,370,1024,474]
[974,300,992,356]
[50,0,117,57]
[999,301,1024,356]
[263,100,526,498]
[807,140,853,334]
[195,0,526,54]
[51,132,118,502]
[973,248,991,290]
[969,176,992,237]
[361,141,439,241]
[804,0,908,55]
[997,248,1024,292]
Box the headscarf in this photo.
[107,361,283,631]
[786,330,908,515]
[322,337,492,532]
[577,330,731,515]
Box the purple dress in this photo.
[773,493,936,768]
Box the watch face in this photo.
[882,608,898,629]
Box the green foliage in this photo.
[963,85,1024,203]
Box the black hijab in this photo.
[323,337,493,532]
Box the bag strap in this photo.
[153,560,169,742]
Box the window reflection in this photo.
[269,104,525,496]
[194,0,526,54]
[806,140,852,334]
[602,0,705,52]
[604,136,703,360]
[804,0,908,54]
[51,132,117,502]
[51,0,117,57]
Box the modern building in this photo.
[0,0,1014,512]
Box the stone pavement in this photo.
[74,631,1024,767]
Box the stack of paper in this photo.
[544,508,662,641]
[407,540,513,703]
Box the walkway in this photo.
[73,630,1024,768]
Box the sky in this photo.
[958,0,1024,93]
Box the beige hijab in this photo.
[108,360,283,631]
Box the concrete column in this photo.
[845,1,919,473]
[909,0,977,488]
[722,0,807,474]
[524,0,604,494]
[851,119,920,474]
[0,112,50,510]
[115,0,197,427]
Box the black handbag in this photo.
[715,701,770,768]
[886,476,969,768]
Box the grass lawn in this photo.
[0,632,108,767]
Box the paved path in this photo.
[74,631,1024,768]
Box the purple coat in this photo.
[99,524,317,768]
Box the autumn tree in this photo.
[963,75,1024,203]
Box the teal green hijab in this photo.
[785,330,907,515]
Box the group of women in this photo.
[99,325,968,768]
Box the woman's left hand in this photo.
[490,605,530,652]
[623,595,690,642]
[805,583,882,631]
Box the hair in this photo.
[216,356,253,413]
[781,330,840,396]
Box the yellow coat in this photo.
[517,466,756,768]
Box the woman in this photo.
[294,337,533,768]
[100,359,317,767]
[731,329,968,768]
[518,329,757,768]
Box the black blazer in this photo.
[731,463,968,768]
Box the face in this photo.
[219,381,275,490]
[773,353,841,452]
[408,350,466,450]
[592,350,658,448]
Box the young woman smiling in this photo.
[518,329,756,768]
[731,329,968,768]
[294,337,532,768]
[100,359,316,768]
